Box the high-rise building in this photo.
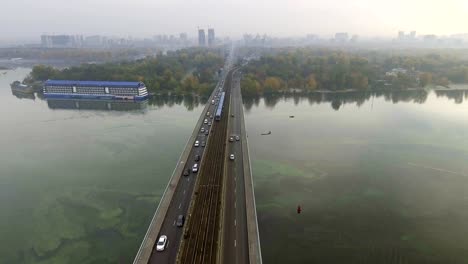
[208,28,215,46]
[335,32,349,43]
[40,35,81,48]
[179,33,188,42]
[398,31,417,41]
[398,31,405,40]
[198,29,206,46]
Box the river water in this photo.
[2,69,468,263]
[245,91,468,263]
[0,69,206,263]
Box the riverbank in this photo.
[247,84,468,96]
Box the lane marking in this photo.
[183,190,186,195]
[173,220,176,226]
[179,203,182,209]
[235,219,237,226]
[235,202,236,209]
[234,240,237,247]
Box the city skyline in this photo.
[2,0,468,43]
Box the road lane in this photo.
[223,69,249,264]
[147,81,226,264]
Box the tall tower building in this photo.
[208,28,215,47]
[198,29,206,46]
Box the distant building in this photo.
[386,68,408,77]
[208,28,215,47]
[397,31,417,41]
[180,33,188,42]
[198,29,206,46]
[335,32,349,43]
[423,34,438,42]
[306,34,319,41]
[85,35,106,47]
[41,35,82,48]
[398,31,405,40]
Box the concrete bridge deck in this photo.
[133,52,261,264]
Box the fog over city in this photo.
[3,0,468,42]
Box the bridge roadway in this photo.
[134,52,262,264]
[177,69,233,263]
[133,71,228,264]
[222,69,262,264]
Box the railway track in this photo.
[177,70,233,264]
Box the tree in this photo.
[263,77,282,93]
[419,72,433,87]
[305,74,317,91]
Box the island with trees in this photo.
[24,48,225,96]
[239,48,468,96]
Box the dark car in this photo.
[194,155,200,161]
[176,215,185,227]
[183,169,190,177]
[201,141,206,147]
[205,130,209,135]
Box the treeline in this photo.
[26,48,224,96]
[241,48,468,95]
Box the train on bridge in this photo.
[215,91,226,121]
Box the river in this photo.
[2,69,468,263]
[0,69,206,263]
[245,91,468,263]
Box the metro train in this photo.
[214,92,226,121]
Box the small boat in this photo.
[261,131,272,135]
[12,90,35,100]
[289,115,295,118]
[10,81,34,94]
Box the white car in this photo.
[194,140,199,147]
[204,119,208,124]
[230,154,235,160]
[156,235,167,251]
[201,127,205,133]
[192,163,198,173]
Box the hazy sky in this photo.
[3,0,468,41]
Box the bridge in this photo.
[133,50,262,264]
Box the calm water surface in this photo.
[0,69,206,263]
[2,68,468,264]
[245,91,468,263]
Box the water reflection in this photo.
[242,90,468,111]
[7,89,211,112]
[45,95,209,112]
[434,90,468,104]
[47,99,149,111]
[148,94,207,111]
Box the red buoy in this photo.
[297,205,302,214]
